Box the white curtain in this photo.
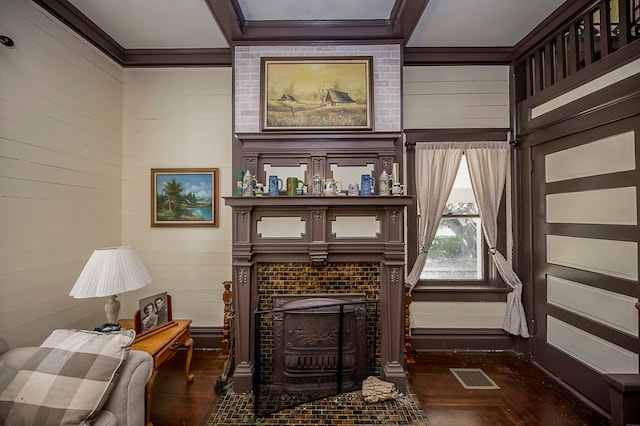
[465,142,529,338]
[406,143,463,291]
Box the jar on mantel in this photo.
[242,170,255,196]
[312,174,323,196]
[379,170,391,196]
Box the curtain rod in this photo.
[404,139,519,147]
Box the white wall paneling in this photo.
[547,275,639,336]
[547,316,639,374]
[545,131,635,183]
[546,187,637,225]
[547,235,638,281]
[410,302,506,329]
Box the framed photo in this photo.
[260,56,373,131]
[151,168,218,227]
[136,292,173,335]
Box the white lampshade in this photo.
[70,246,152,323]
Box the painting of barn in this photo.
[261,57,372,130]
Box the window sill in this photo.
[410,285,511,302]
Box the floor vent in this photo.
[449,368,500,390]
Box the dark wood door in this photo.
[530,116,640,410]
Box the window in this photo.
[421,155,484,281]
[404,130,509,299]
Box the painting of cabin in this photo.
[323,90,356,106]
[261,57,372,130]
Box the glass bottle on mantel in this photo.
[379,170,391,195]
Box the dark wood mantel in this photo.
[225,194,412,207]
[225,195,412,393]
[234,132,403,184]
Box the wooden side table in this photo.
[120,319,194,426]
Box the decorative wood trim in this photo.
[33,0,125,63]
[208,0,427,44]
[410,287,511,302]
[410,328,515,352]
[122,49,231,67]
[403,47,513,66]
[190,326,223,350]
[225,195,412,208]
[512,0,598,62]
[390,0,430,40]
[404,128,509,145]
[33,0,232,67]
[518,67,640,137]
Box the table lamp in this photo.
[70,246,152,324]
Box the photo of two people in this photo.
[139,292,169,332]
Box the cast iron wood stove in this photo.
[272,295,368,393]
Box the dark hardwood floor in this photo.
[150,349,609,425]
[408,352,608,426]
[150,349,225,426]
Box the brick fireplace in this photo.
[258,263,380,386]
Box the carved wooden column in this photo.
[309,207,328,264]
[220,280,232,357]
[231,205,254,393]
[380,206,408,392]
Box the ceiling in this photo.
[35,0,569,66]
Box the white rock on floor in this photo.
[361,376,399,403]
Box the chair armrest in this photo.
[0,338,9,357]
[101,349,154,426]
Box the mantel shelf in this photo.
[224,195,413,208]
[235,131,401,142]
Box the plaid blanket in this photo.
[0,329,135,425]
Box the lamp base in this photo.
[105,295,120,324]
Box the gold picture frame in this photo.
[151,168,219,227]
[260,56,373,131]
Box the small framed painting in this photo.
[151,168,219,227]
[260,56,373,131]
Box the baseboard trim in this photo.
[410,328,516,352]
[190,325,223,350]
[190,326,517,352]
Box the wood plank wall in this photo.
[121,68,233,327]
[0,0,124,347]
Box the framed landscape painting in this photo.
[260,56,373,131]
[151,168,218,227]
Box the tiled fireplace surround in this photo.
[228,44,408,394]
[226,195,411,394]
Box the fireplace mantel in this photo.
[225,195,412,207]
[225,195,412,393]
[225,195,412,263]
